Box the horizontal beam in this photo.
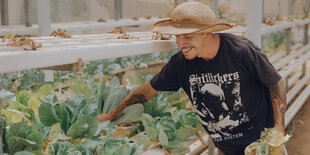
[0,27,38,36]
[285,83,310,127]
[273,44,310,70]
[287,75,310,103]
[279,51,310,78]
[0,38,177,73]
[0,17,168,36]
[262,18,310,35]
[1,17,309,37]
[51,17,168,32]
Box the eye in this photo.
[184,35,193,39]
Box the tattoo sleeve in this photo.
[269,78,287,129]
[112,94,147,115]
[111,82,157,117]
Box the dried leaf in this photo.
[97,18,107,22]
[2,32,11,43]
[50,28,71,38]
[132,17,139,20]
[108,27,124,34]
[7,36,42,50]
[117,33,139,39]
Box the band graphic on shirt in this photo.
[189,72,250,142]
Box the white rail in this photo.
[262,18,310,35]
[0,32,177,73]
[0,17,169,36]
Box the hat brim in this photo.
[152,19,233,35]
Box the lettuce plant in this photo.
[5,120,44,155]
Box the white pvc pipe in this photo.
[37,0,51,36]
[43,70,54,82]
[0,39,177,73]
[246,0,262,48]
[211,0,218,22]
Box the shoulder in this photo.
[219,33,261,57]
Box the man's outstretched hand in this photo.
[98,113,114,122]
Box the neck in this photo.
[199,34,220,60]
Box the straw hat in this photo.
[152,2,232,35]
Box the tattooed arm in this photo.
[99,82,158,122]
[269,77,287,133]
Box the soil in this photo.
[286,97,310,155]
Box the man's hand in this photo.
[98,82,158,122]
[98,113,114,122]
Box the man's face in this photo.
[175,33,205,60]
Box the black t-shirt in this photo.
[150,33,281,154]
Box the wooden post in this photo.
[1,0,8,26]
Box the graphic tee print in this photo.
[189,72,249,142]
[150,33,281,153]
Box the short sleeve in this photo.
[239,40,281,87]
[150,54,181,91]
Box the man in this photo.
[99,2,286,154]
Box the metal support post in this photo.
[114,0,122,21]
[24,0,31,27]
[43,70,54,82]
[283,0,293,91]
[208,135,216,155]
[286,29,291,55]
[0,114,2,154]
[1,0,8,26]
[37,0,51,36]
[302,0,309,76]
[178,0,187,3]
[246,0,262,48]
[212,0,218,22]
[285,78,289,92]
[288,0,293,15]
[37,0,53,81]
[286,0,293,55]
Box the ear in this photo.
[204,32,212,38]
[206,32,213,38]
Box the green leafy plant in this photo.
[142,116,195,153]
[143,94,172,117]
[113,104,144,125]
[5,120,44,155]
[98,77,129,115]
[97,136,143,155]
[38,94,98,139]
